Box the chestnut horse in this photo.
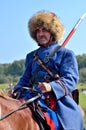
[0,90,40,130]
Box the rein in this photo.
[0,90,41,121]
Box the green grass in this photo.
[79,93,86,128]
[0,83,12,94]
[0,83,8,90]
[77,84,86,128]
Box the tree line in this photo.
[0,54,86,84]
[0,59,25,84]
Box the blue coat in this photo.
[16,42,84,130]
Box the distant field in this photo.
[77,84,86,128]
[0,83,9,90]
[0,83,86,128]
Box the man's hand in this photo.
[8,89,19,98]
[38,82,52,93]
[8,85,21,99]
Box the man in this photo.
[11,11,84,129]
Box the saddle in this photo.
[28,103,51,130]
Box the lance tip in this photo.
[81,12,86,19]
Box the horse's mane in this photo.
[0,90,9,98]
[0,90,19,102]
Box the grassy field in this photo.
[0,83,86,128]
[0,83,8,89]
[77,84,86,128]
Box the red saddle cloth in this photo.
[43,111,57,130]
[35,102,60,130]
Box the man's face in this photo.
[36,27,52,47]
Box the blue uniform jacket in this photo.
[16,42,84,130]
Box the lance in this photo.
[62,12,86,47]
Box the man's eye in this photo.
[36,29,39,32]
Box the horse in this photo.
[0,90,41,130]
[0,89,84,130]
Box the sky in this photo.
[0,0,86,63]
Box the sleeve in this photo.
[49,49,79,100]
[16,52,34,87]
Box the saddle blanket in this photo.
[39,100,61,130]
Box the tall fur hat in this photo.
[28,11,64,42]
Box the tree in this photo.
[5,60,25,76]
[79,68,86,83]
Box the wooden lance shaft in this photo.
[62,12,86,47]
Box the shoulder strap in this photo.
[34,51,59,79]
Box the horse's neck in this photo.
[0,90,22,112]
[0,91,40,130]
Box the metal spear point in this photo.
[62,12,86,47]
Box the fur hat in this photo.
[28,11,64,42]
